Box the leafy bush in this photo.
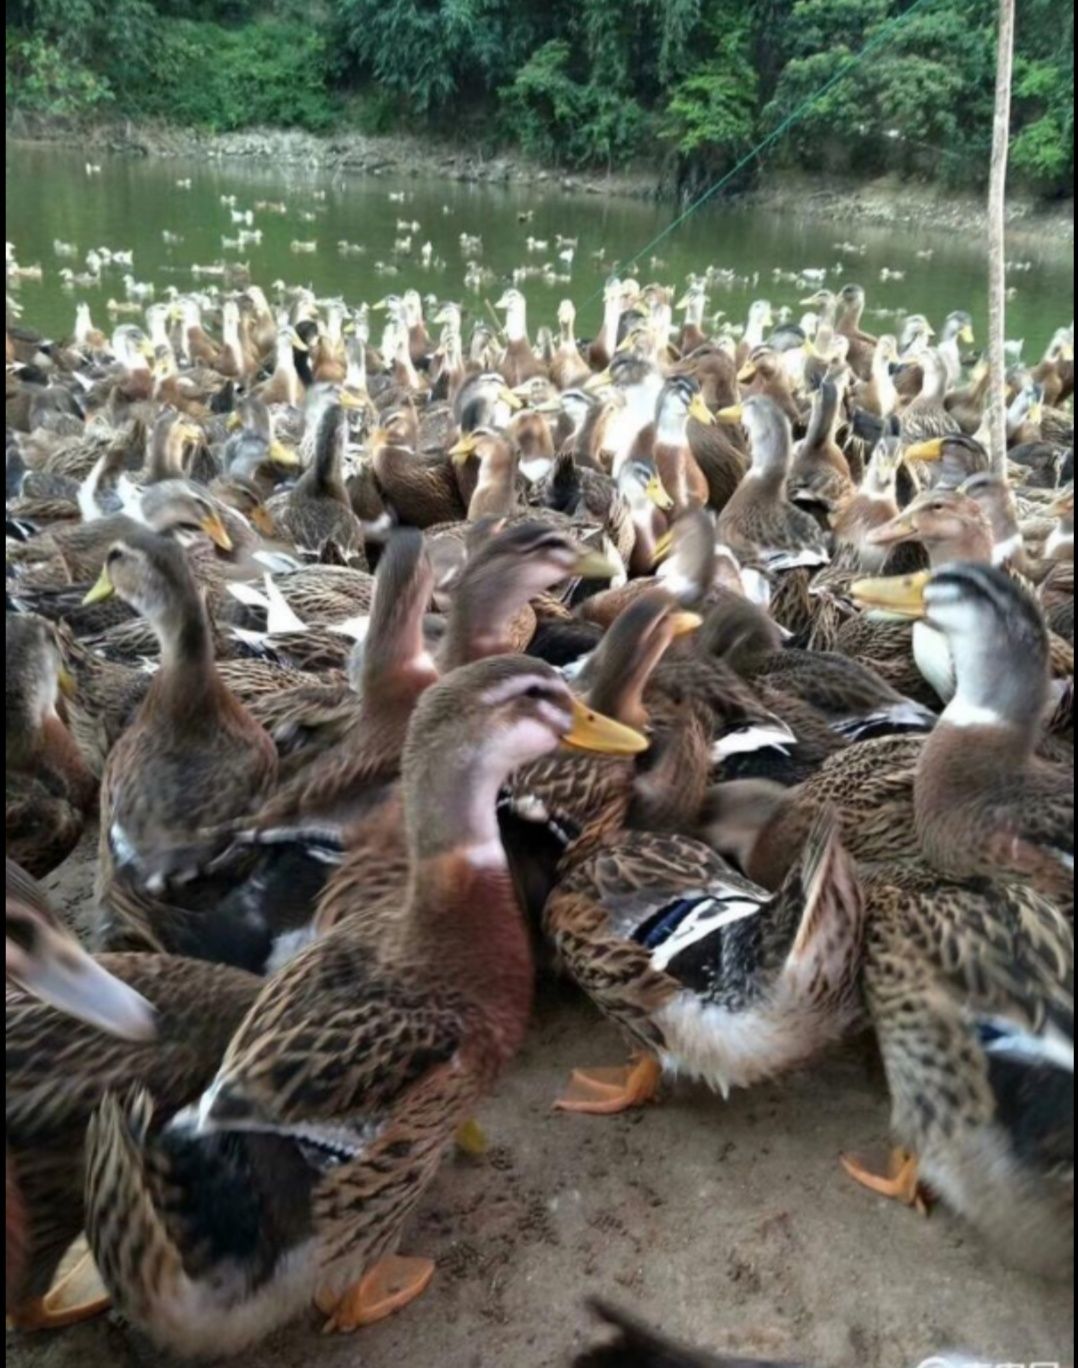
[500,40,648,168]
[5,0,1074,194]
[662,11,758,170]
[131,20,337,131]
[6,32,113,118]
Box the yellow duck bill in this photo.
[561,697,650,756]
[82,564,115,605]
[850,570,931,618]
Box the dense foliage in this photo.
[5,0,1074,194]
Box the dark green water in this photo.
[6,141,1073,356]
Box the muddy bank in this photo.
[5,115,653,202]
[8,115,1074,242]
[729,170,1075,246]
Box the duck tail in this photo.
[86,1089,319,1356]
[84,1089,190,1335]
[787,804,865,977]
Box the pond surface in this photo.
[6,141,1073,356]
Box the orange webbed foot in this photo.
[8,1239,111,1331]
[554,1053,663,1115]
[316,1254,435,1334]
[840,1147,932,1217]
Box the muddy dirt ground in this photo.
[8,828,1074,1368]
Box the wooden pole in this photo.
[987,0,1016,472]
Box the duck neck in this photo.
[925,524,994,567]
[468,450,518,521]
[404,763,533,1065]
[505,299,528,346]
[303,423,345,499]
[684,295,705,329]
[802,389,839,458]
[939,333,963,387]
[586,647,663,731]
[872,348,897,413]
[147,424,187,483]
[151,587,216,703]
[744,312,767,350]
[931,641,1044,759]
[598,296,622,357]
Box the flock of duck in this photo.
[4,257,1075,1366]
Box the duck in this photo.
[789,375,855,514]
[899,348,962,455]
[5,859,155,1039]
[736,347,802,427]
[5,859,159,1329]
[830,427,909,572]
[451,427,521,520]
[700,593,936,744]
[371,405,467,528]
[80,656,643,1354]
[833,283,877,380]
[586,279,626,372]
[676,281,710,356]
[86,528,280,962]
[550,300,591,391]
[851,334,899,418]
[715,396,830,571]
[734,300,776,370]
[838,852,1073,1277]
[266,401,367,565]
[7,950,260,1330]
[495,288,544,388]
[6,614,97,877]
[849,563,1073,895]
[651,376,712,516]
[257,324,307,408]
[544,804,863,1114]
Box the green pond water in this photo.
[6,141,1074,358]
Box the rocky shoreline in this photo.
[7,115,1074,244]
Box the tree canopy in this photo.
[6,0,1074,195]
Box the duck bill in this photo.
[561,697,649,756]
[573,549,620,580]
[338,388,365,411]
[652,529,674,566]
[449,436,478,465]
[56,665,77,700]
[269,439,299,468]
[200,513,234,551]
[867,513,917,547]
[959,325,975,345]
[250,504,277,536]
[850,570,930,618]
[716,403,744,425]
[646,473,674,512]
[736,363,757,383]
[905,437,944,463]
[669,610,704,637]
[499,386,525,411]
[688,393,715,426]
[1028,403,1044,426]
[82,565,114,605]
[585,368,613,392]
[288,330,308,351]
[226,411,243,432]
[7,919,156,1041]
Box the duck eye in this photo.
[524,685,548,701]
[106,548,123,565]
